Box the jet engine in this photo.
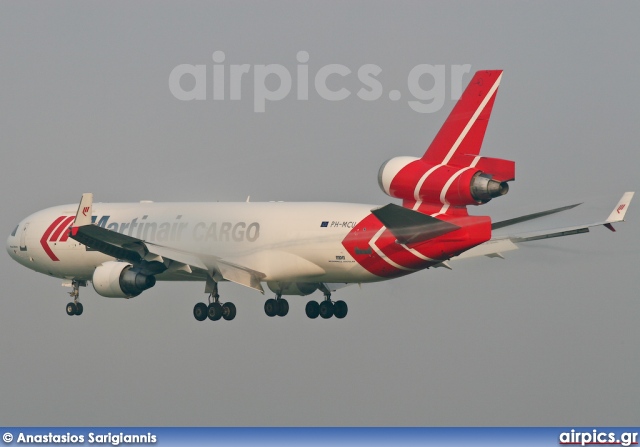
[92,261,156,298]
[378,156,512,205]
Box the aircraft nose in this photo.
[6,225,19,261]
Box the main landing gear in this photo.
[305,286,348,319]
[305,299,348,319]
[192,279,349,321]
[65,280,85,316]
[193,280,236,322]
[264,295,289,317]
[193,295,236,322]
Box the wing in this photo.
[68,193,266,293]
[491,203,582,230]
[453,192,634,262]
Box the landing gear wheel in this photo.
[277,299,289,317]
[264,298,279,317]
[222,302,237,321]
[305,301,320,319]
[74,302,84,316]
[333,300,347,319]
[208,302,223,321]
[319,300,334,319]
[193,302,208,321]
[66,302,77,316]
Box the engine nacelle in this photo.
[267,281,318,296]
[378,156,511,205]
[92,261,156,298]
[469,172,509,203]
[378,156,421,198]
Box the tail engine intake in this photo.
[378,156,514,206]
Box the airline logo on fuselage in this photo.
[40,216,76,261]
[40,215,260,261]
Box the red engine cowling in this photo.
[378,156,514,206]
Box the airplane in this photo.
[6,70,634,322]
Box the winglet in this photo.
[605,192,634,224]
[73,193,93,227]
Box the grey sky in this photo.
[1,1,638,426]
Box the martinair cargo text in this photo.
[6,70,634,321]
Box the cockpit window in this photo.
[11,225,18,237]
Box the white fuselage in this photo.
[6,201,382,286]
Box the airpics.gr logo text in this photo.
[169,51,472,113]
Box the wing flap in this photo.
[216,261,265,293]
[455,238,519,259]
[145,242,209,270]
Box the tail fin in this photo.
[377,70,513,216]
[422,70,503,166]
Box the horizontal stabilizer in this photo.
[492,203,582,230]
[372,203,460,245]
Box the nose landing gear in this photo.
[65,280,85,316]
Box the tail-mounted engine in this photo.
[92,261,156,298]
[378,155,514,206]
